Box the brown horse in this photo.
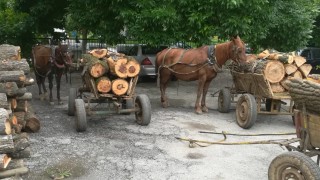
[32,44,72,105]
[155,36,247,114]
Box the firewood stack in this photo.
[81,48,140,96]
[0,44,39,178]
[232,49,314,93]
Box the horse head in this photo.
[229,35,247,63]
[55,45,72,69]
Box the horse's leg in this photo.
[41,76,48,100]
[35,74,44,100]
[56,69,63,105]
[48,72,54,105]
[201,80,213,113]
[159,69,171,108]
[195,75,206,114]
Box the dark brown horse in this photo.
[32,44,72,105]
[156,36,247,114]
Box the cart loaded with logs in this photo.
[218,49,314,129]
[267,77,320,180]
[68,48,151,132]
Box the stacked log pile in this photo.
[81,48,140,96]
[233,49,314,93]
[0,44,38,178]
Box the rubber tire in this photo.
[236,94,257,129]
[218,88,231,113]
[122,99,134,115]
[68,88,77,116]
[268,152,320,180]
[135,94,151,126]
[75,99,87,132]
[265,98,281,112]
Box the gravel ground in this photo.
[21,69,298,180]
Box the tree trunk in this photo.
[0,44,21,61]
[96,76,112,93]
[126,57,141,77]
[111,79,129,96]
[0,135,14,154]
[0,71,26,85]
[0,59,30,75]
[0,108,11,135]
[89,49,108,58]
[107,57,128,78]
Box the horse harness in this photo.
[160,45,222,75]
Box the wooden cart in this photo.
[217,70,294,129]
[268,78,320,179]
[67,70,151,132]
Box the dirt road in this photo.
[23,70,296,180]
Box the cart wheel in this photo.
[268,152,320,180]
[75,99,87,132]
[68,88,77,116]
[265,99,281,112]
[218,88,231,113]
[122,99,134,115]
[236,94,257,129]
[135,94,151,126]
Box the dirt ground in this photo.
[21,69,298,180]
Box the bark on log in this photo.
[294,56,306,67]
[0,71,26,84]
[8,147,31,159]
[0,167,28,179]
[0,154,11,169]
[12,112,25,129]
[0,59,30,75]
[89,49,108,58]
[96,76,112,93]
[291,70,303,79]
[24,107,40,133]
[299,64,312,78]
[12,136,29,152]
[107,57,128,78]
[16,92,32,101]
[111,79,129,96]
[0,135,14,154]
[284,64,298,75]
[126,57,141,77]
[14,100,27,113]
[0,44,21,61]
[83,54,109,78]
[0,82,19,98]
[0,108,11,135]
[0,93,9,109]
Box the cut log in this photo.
[0,71,26,84]
[246,54,258,62]
[89,48,108,58]
[15,100,27,113]
[4,159,23,170]
[0,108,11,135]
[255,60,285,83]
[0,44,21,61]
[284,64,298,75]
[83,54,109,78]
[111,79,129,96]
[107,57,128,78]
[258,50,270,59]
[8,98,17,110]
[96,76,112,93]
[299,64,312,78]
[12,136,29,152]
[0,154,11,169]
[0,93,9,109]
[126,57,141,77]
[0,135,14,154]
[0,82,19,97]
[12,112,26,129]
[24,109,40,133]
[16,92,32,101]
[291,70,303,79]
[270,82,285,93]
[0,167,28,179]
[294,56,306,67]
[0,59,30,75]
[9,147,31,159]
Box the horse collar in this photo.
[207,45,222,72]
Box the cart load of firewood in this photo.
[231,49,314,93]
[81,48,140,96]
[285,77,320,114]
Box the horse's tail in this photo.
[155,49,165,87]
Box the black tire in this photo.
[122,99,134,115]
[68,88,77,116]
[236,94,257,129]
[268,152,320,180]
[75,99,87,132]
[218,88,231,113]
[135,94,151,126]
[265,99,281,112]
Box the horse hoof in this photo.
[195,110,203,115]
[202,106,209,113]
[161,102,168,108]
[50,102,54,105]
